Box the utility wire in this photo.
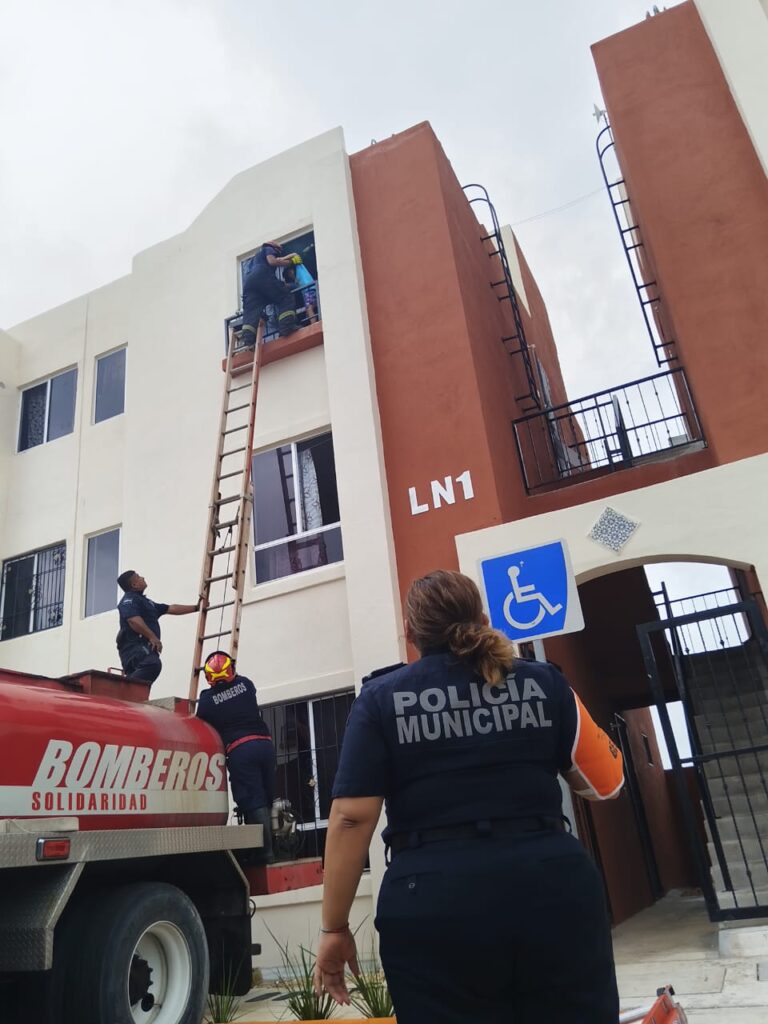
[511,186,604,228]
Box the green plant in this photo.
[348,940,394,1019]
[204,958,242,1023]
[269,931,336,1021]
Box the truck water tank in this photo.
[0,679,229,830]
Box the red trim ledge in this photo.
[223,321,324,376]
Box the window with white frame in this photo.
[251,432,343,584]
[238,230,320,342]
[18,368,78,452]
[84,528,120,617]
[0,542,66,641]
[94,348,126,424]
[261,690,355,860]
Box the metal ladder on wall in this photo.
[596,123,677,367]
[188,324,264,700]
[463,182,542,412]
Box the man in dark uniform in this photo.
[115,570,200,685]
[196,651,277,864]
[314,569,623,1024]
[240,242,301,346]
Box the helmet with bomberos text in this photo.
[203,651,236,685]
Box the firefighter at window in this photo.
[115,570,200,685]
[241,241,302,345]
[196,651,277,864]
[315,569,624,1024]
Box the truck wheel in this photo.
[54,882,209,1024]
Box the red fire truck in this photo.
[0,666,260,1024]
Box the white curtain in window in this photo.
[24,386,47,446]
[300,448,323,530]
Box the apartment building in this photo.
[1,0,767,962]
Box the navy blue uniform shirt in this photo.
[117,592,169,650]
[332,653,579,839]
[196,675,270,748]
[249,244,280,274]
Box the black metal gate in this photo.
[637,599,768,921]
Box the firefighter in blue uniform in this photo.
[315,569,624,1024]
[196,651,277,863]
[115,570,200,685]
[240,241,301,345]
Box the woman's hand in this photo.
[313,929,359,1005]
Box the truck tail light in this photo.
[36,837,71,861]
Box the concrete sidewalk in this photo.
[236,892,768,1022]
[613,891,768,1023]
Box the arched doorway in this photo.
[541,558,768,926]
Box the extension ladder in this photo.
[620,986,688,1023]
[189,325,264,700]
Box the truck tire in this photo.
[52,882,209,1024]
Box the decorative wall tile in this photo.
[588,506,639,553]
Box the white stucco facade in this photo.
[695,0,768,177]
[456,453,768,598]
[0,127,403,961]
[0,127,403,691]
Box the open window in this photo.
[251,432,343,584]
[229,229,320,350]
[18,368,78,452]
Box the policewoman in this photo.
[196,651,276,863]
[315,570,624,1023]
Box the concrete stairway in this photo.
[688,653,768,911]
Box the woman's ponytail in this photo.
[405,570,516,685]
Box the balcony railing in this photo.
[512,367,705,493]
[225,281,321,354]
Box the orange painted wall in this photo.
[350,125,534,602]
[350,120,734,613]
[592,1,768,465]
[545,568,697,921]
[623,708,700,893]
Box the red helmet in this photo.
[203,651,235,685]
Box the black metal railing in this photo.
[512,367,705,492]
[597,122,677,367]
[261,689,355,862]
[638,601,768,920]
[225,281,321,354]
[653,583,750,654]
[0,542,66,641]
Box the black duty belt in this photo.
[387,816,565,857]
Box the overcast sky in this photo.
[0,0,733,617]
[1,0,677,394]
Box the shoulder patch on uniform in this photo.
[362,662,406,686]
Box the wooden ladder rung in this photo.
[192,322,263,703]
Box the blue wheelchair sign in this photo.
[479,539,583,642]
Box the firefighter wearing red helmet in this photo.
[196,651,276,863]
